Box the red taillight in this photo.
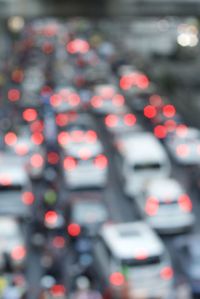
[8,89,20,102]
[124,113,136,126]
[64,157,77,170]
[67,223,81,237]
[50,94,62,107]
[66,39,90,54]
[144,105,157,119]
[56,113,69,127]
[135,249,148,260]
[58,132,69,146]
[15,144,29,156]
[154,125,167,139]
[50,285,65,296]
[109,272,124,286]
[4,132,17,146]
[91,96,102,108]
[30,120,44,132]
[11,246,26,261]
[160,267,174,280]
[78,148,91,160]
[162,105,176,118]
[178,194,192,212]
[105,114,118,127]
[30,154,44,168]
[119,76,132,90]
[31,132,44,145]
[149,94,163,107]
[23,109,37,122]
[47,152,59,165]
[145,197,159,216]
[45,211,58,226]
[22,192,35,205]
[94,155,108,169]
[52,236,65,249]
[68,93,80,106]
[112,94,124,107]
[86,130,97,142]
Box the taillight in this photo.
[178,194,192,212]
[67,223,81,237]
[68,93,80,106]
[8,89,20,102]
[50,94,62,107]
[31,132,44,145]
[52,236,65,249]
[124,114,137,126]
[45,211,58,226]
[64,156,77,170]
[94,155,108,169]
[23,108,37,122]
[91,96,102,108]
[50,285,65,296]
[22,192,35,205]
[160,266,174,280]
[105,114,118,127]
[4,132,17,146]
[112,94,124,107]
[30,154,44,168]
[145,197,159,216]
[144,105,157,119]
[154,125,167,139]
[11,246,26,261]
[162,105,176,118]
[109,272,125,286]
[58,132,69,146]
[47,152,59,165]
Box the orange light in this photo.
[23,109,37,122]
[109,272,124,286]
[67,223,81,237]
[22,192,35,205]
[4,132,17,146]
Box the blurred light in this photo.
[176,144,189,157]
[64,156,76,170]
[23,109,37,122]
[86,130,97,142]
[56,114,69,127]
[47,152,59,165]
[11,246,26,261]
[58,132,69,146]
[8,89,20,102]
[30,154,44,168]
[94,154,108,169]
[105,114,118,127]
[154,125,167,139]
[15,144,29,156]
[145,196,159,216]
[160,267,174,280]
[109,272,124,286]
[162,105,176,118]
[66,39,90,54]
[50,94,62,107]
[67,223,81,237]
[45,211,58,226]
[178,194,192,212]
[31,132,44,145]
[124,114,136,126]
[149,95,163,107]
[144,105,156,119]
[8,16,25,33]
[79,148,91,160]
[22,192,35,205]
[112,94,125,107]
[52,236,65,249]
[4,132,17,146]
[50,285,65,296]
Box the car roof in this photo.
[101,221,164,260]
[145,178,183,200]
[118,132,168,164]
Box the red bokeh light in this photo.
[30,154,44,168]
[67,223,81,237]
[162,105,176,118]
[4,132,17,146]
[23,109,38,122]
[144,105,157,119]
[124,114,137,126]
[11,246,26,261]
[160,267,174,280]
[109,272,124,286]
[8,89,20,102]
[47,152,59,165]
[64,156,77,170]
[154,125,167,139]
[22,192,35,205]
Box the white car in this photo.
[0,217,26,270]
[165,126,200,165]
[90,84,126,115]
[61,129,108,189]
[115,132,171,196]
[94,221,174,299]
[137,178,195,233]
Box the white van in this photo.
[116,132,171,196]
[93,221,174,299]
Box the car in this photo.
[115,132,171,196]
[60,128,108,189]
[174,234,200,296]
[93,221,174,299]
[90,84,126,115]
[0,217,26,270]
[165,126,200,165]
[66,192,110,237]
[0,152,32,216]
[136,178,195,233]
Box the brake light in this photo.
[109,272,124,286]
[160,267,174,280]
[145,197,159,216]
[120,76,132,90]
[149,95,163,107]
[50,94,62,107]
[176,144,189,157]
[11,246,26,261]
[178,194,192,212]
[31,132,44,145]
[94,155,108,169]
[23,109,37,122]
[163,105,176,118]
[79,148,91,160]
[30,120,44,132]
[154,125,167,139]
[91,96,102,108]
[4,132,17,146]
[8,89,20,102]
[30,154,44,168]
[64,157,77,170]
[45,211,58,226]
[56,113,69,127]
[58,132,69,146]
[144,105,157,119]
[68,93,80,106]
[67,223,81,237]
[112,94,124,106]
[136,74,149,89]
[50,285,65,296]
[124,114,136,126]
[105,114,118,127]
[164,120,176,132]
[47,152,59,165]
[86,130,97,142]
[22,192,35,205]
[0,175,11,186]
